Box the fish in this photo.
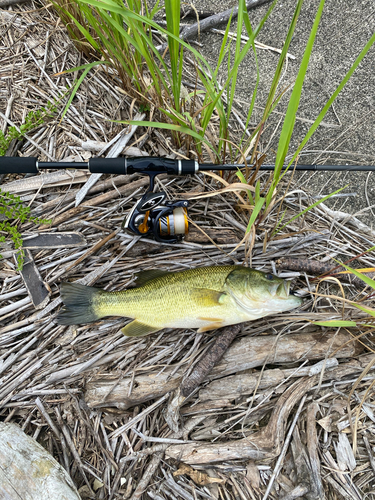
[56,265,302,337]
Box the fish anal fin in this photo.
[191,289,227,306]
[121,320,160,337]
[197,322,224,333]
[198,317,223,322]
[135,269,172,287]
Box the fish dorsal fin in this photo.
[121,320,160,337]
[135,269,172,287]
[191,288,227,307]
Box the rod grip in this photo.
[0,157,38,174]
[89,157,126,174]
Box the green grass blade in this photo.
[60,61,106,120]
[351,302,375,318]
[246,196,265,233]
[165,0,182,112]
[117,119,214,150]
[272,0,325,189]
[312,320,357,327]
[335,262,375,290]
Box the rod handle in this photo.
[0,157,38,174]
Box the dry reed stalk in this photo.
[0,4,374,499]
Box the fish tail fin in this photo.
[56,282,103,325]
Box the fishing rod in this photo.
[1,156,374,243]
[2,156,375,177]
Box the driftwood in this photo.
[84,331,360,409]
[185,227,240,245]
[165,354,374,465]
[165,377,317,464]
[181,324,241,397]
[199,352,371,401]
[0,422,80,500]
[164,324,241,432]
[157,0,273,51]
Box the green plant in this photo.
[54,0,375,235]
[0,190,50,270]
[0,97,60,156]
[55,0,275,157]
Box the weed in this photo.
[0,97,60,156]
[0,190,50,270]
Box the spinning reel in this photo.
[123,190,189,243]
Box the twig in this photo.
[39,176,150,229]
[55,407,95,495]
[181,324,241,397]
[156,0,273,51]
[277,257,375,288]
[127,416,207,500]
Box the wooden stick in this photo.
[181,324,241,397]
[156,0,273,51]
[165,377,316,464]
[39,176,150,229]
[277,257,375,288]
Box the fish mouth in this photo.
[277,280,291,298]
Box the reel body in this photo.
[123,191,189,243]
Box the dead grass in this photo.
[1,3,375,500]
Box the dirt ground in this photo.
[193,0,375,224]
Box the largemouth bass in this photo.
[56,265,302,337]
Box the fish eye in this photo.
[265,273,274,280]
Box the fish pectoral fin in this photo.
[135,269,173,287]
[197,322,224,333]
[191,288,227,306]
[121,321,160,337]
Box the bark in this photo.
[181,324,241,397]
